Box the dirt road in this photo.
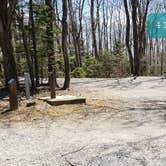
[0,77,166,166]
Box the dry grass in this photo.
[0,96,124,128]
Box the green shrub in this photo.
[69,48,131,78]
[148,64,161,76]
[100,53,112,77]
[120,55,130,76]
[69,55,77,71]
[71,67,86,78]
[83,56,103,77]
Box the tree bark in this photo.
[68,0,82,67]
[45,0,59,87]
[131,0,139,76]
[62,0,70,90]
[138,0,150,75]
[124,0,134,74]
[29,0,39,86]
[90,0,99,60]
[96,0,102,55]
[0,0,18,86]
[19,8,35,89]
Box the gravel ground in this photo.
[0,77,166,166]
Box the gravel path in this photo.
[0,77,166,166]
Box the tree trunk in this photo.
[29,0,39,86]
[131,0,139,76]
[68,0,81,67]
[124,0,134,74]
[90,0,99,60]
[0,0,18,86]
[78,0,85,56]
[0,28,18,86]
[138,0,150,75]
[62,0,70,90]
[19,9,35,89]
[96,0,102,55]
[45,0,59,87]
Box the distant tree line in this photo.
[0,0,165,90]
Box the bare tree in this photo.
[130,0,150,76]
[124,0,134,74]
[68,0,81,67]
[90,0,99,59]
[96,0,102,55]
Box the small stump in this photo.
[46,95,86,106]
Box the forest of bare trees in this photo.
[0,0,165,89]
